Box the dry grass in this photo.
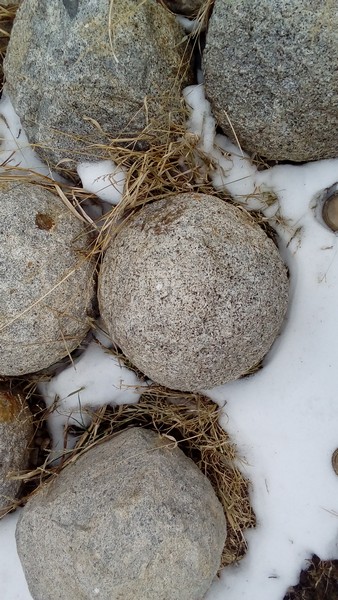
[0,4,17,90]
[284,555,338,600]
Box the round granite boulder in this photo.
[16,427,226,600]
[0,388,33,517]
[98,193,289,391]
[4,0,192,169]
[203,0,338,162]
[0,182,95,376]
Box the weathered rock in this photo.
[0,182,95,376]
[16,427,226,600]
[321,183,338,232]
[0,1,21,6]
[0,388,33,517]
[4,0,192,169]
[203,0,338,162]
[98,193,289,391]
[163,0,204,17]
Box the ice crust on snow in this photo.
[0,84,338,600]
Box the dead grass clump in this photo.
[0,4,17,90]
[284,555,338,600]
[15,386,255,568]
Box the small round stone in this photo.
[16,427,226,600]
[0,388,33,517]
[0,182,95,376]
[332,448,338,476]
[98,193,289,391]
[322,192,338,232]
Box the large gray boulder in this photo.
[4,0,192,169]
[0,182,95,376]
[98,193,289,391]
[0,388,33,517]
[203,0,338,162]
[16,427,226,600]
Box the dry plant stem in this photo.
[0,4,17,90]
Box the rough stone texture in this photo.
[0,182,95,376]
[4,0,192,169]
[0,1,21,6]
[203,0,338,162]
[163,0,204,17]
[16,427,226,600]
[0,388,33,517]
[98,193,289,391]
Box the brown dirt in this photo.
[284,556,338,600]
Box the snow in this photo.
[0,512,31,600]
[0,93,64,182]
[77,159,126,205]
[1,83,338,600]
[38,335,144,462]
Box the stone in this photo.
[98,192,289,391]
[0,388,33,517]
[16,427,226,600]
[203,0,338,162]
[163,0,204,17]
[0,1,21,6]
[0,182,95,376]
[4,0,192,169]
[322,183,338,232]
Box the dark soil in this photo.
[284,556,338,600]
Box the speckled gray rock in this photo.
[98,193,289,391]
[0,182,95,376]
[4,0,192,169]
[0,1,21,6]
[0,388,33,517]
[16,427,226,600]
[203,0,338,162]
[164,0,204,16]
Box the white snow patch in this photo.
[0,93,64,181]
[0,511,33,600]
[77,159,126,205]
[38,339,144,462]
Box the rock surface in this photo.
[0,1,21,6]
[16,427,226,600]
[0,388,33,517]
[4,0,192,169]
[99,193,289,391]
[0,182,95,376]
[203,0,338,162]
